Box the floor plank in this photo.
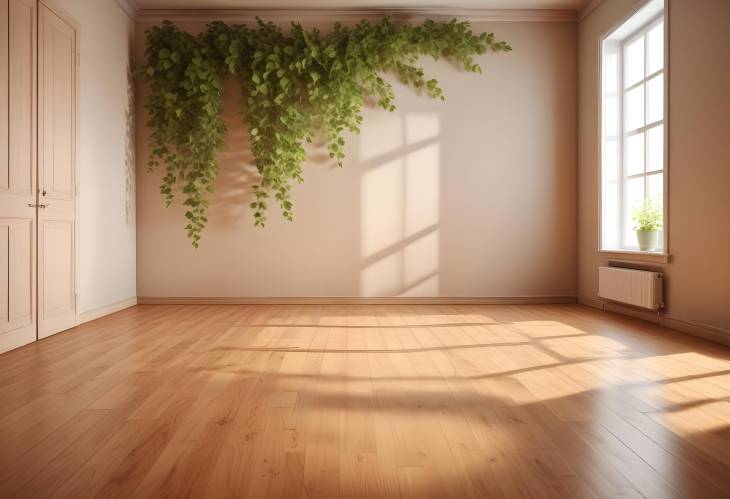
[0,303,729,498]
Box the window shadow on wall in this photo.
[358,111,441,297]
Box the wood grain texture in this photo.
[0,303,729,498]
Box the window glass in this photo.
[605,96,618,135]
[625,177,645,242]
[625,36,645,87]
[601,1,665,253]
[648,173,663,201]
[603,181,620,248]
[626,85,644,131]
[647,21,664,74]
[646,125,663,172]
[626,133,645,176]
[646,73,664,124]
[604,138,619,181]
[605,52,618,94]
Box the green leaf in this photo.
[136,17,510,246]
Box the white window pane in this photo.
[626,133,644,176]
[625,176,644,243]
[648,172,663,201]
[646,73,664,124]
[647,173,664,250]
[603,181,620,249]
[625,36,645,87]
[647,125,664,172]
[604,51,618,94]
[605,96,618,136]
[626,85,644,131]
[647,22,664,75]
[604,138,619,181]
[604,10,666,252]
[626,177,645,211]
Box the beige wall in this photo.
[136,19,577,299]
[578,0,730,333]
[54,0,137,315]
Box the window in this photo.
[601,0,666,254]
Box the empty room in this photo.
[1,0,729,497]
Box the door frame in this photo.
[37,0,80,336]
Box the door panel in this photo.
[0,219,36,352]
[38,219,75,337]
[0,0,37,354]
[9,0,35,195]
[41,8,74,201]
[0,0,7,191]
[0,220,34,341]
[38,1,77,340]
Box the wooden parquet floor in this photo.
[1,304,729,498]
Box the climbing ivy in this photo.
[137,18,510,246]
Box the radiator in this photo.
[598,267,664,310]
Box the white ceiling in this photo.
[134,0,588,10]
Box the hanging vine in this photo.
[136,17,511,246]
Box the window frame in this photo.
[598,0,670,263]
[620,16,664,250]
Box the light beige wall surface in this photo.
[578,0,730,332]
[135,19,578,299]
[53,0,137,314]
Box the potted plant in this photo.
[631,198,663,251]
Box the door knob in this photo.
[28,203,50,209]
[42,189,47,196]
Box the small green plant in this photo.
[136,18,511,246]
[631,198,663,232]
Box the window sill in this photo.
[597,250,671,264]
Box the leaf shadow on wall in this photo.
[125,67,136,227]
[210,81,339,229]
[209,81,259,228]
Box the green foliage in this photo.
[631,198,663,232]
[136,18,511,246]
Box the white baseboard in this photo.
[578,296,730,347]
[77,297,138,324]
[137,296,577,306]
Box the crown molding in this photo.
[577,0,605,21]
[135,8,578,24]
[115,0,139,20]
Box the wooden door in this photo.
[0,0,37,354]
[37,1,77,339]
